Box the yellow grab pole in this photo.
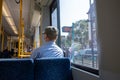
[34,41,36,49]
[0,0,3,52]
[7,36,10,51]
[1,28,4,51]
[21,19,24,55]
[18,0,22,57]
[9,36,11,51]
[0,0,3,34]
[40,26,42,46]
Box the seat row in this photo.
[0,58,73,80]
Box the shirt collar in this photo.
[45,41,55,45]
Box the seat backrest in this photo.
[0,58,34,80]
[34,58,72,80]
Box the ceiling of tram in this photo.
[2,0,34,38]
[2,0,53,39]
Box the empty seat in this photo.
[0,58,34,80]
[34,58,72,80]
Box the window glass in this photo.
[51,8,57,27]
[60,0,98,69]
[50,1,61,46]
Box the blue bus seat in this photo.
[34,58,72,80]
[0,59,34,80]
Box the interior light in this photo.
[2,1,18,34]
[6,18,15,26]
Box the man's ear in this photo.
[45,35,49,41]
[46,37,50,41]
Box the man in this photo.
[30,26,63,59]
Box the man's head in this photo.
[43,26,58,42]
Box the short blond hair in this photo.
[43,26,58,40]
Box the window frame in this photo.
[50,0,61,47]
[71,62,99,75]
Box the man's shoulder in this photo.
[54,45,63,53]
[55,45,62,50]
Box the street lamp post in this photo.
[89,0,95,68]
[71,23,75,62]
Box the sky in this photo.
[60,0,90,36]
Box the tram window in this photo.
[51,8,57,27]
[60,0,98,69]
[50,0,57,27]
[50,0,61,46]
